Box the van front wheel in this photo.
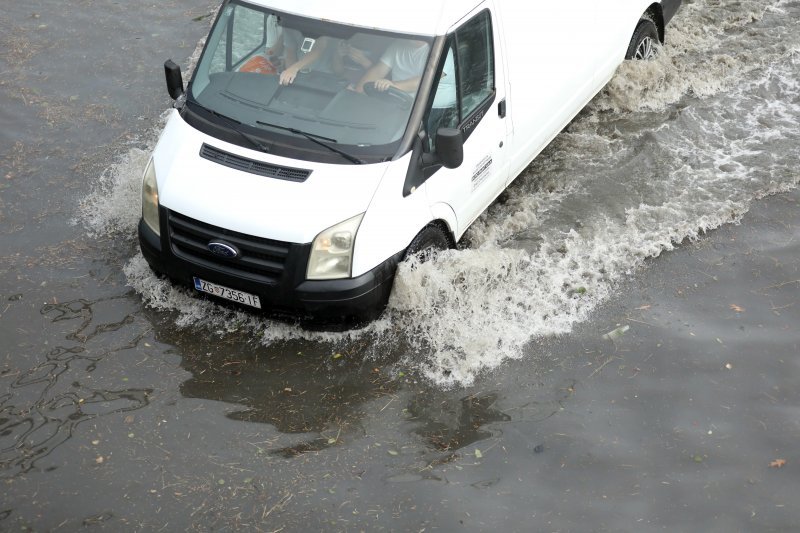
[625,19,660,60]
[404,224,451,262]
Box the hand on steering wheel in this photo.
[373,78,395,92]
[362,81,414,108]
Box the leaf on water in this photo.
[602,325,630,340]
[388,450,399,456]
[217,479,225,485]
[95,456,104,464]
[333,353,343,360]
[770,459,787,468]
[693,455,703,463]
[243,478,253,484]
[475,449,483,459]
[730,304,745,313]
[636,304,652,310]
[575,287,587,295]
[328,438,337,445]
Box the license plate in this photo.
[193,277,262,309]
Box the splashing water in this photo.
[82,0,800,386]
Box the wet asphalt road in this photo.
[2,1,800,531]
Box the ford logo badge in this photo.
[208,241,239,259]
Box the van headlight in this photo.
[307,213,364,280]
[141,157,160,236]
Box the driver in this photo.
[351,39,429,95]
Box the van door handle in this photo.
[498,99,506,118]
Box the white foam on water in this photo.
[80,35,209,238]
[80,140,158,238]
[596,0,795,112]
[82,0,800,387]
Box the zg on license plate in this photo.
[193,277,261,309]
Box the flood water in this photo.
[1,0,799,530]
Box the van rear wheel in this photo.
[626,19,660,60]
[404,224,451,262]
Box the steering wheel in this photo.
[362,81,414,108]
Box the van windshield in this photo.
[188,1,432,164]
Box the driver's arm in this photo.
[382,76,421,93]
[352,61,390,92]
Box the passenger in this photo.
[331,33,387,84]
[352,39,430,95]
[334,40,374,72]
[265,26,304,71]
[239,15,284,74]
[279,33,383,86]
[279,36,336,85]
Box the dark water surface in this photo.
[1,0,799,530]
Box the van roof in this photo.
[245,0,481,36]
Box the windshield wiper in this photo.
[256,120,364,165]
[187,99,271,154]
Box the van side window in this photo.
[425,11,495,150]
[230,6,266,66]
[208,5,267,72]
[425,44,459,151]
[456,11,494,118]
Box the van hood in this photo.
[154,110,389,244]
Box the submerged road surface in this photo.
[1,0,799,530]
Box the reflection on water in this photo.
[408,392,511,452]
[152,314,561,462]
[0,298,153,478]
[177,339,401,457]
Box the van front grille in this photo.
[167,210,290,283]
[199,143,312,182]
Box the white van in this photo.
[139,0,682,322]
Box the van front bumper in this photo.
[138,211,401,323]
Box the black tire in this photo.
[404,224,451,262]
[625,19,660,60]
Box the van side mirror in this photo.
[164,60,184,100]
[435,128,464,169]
